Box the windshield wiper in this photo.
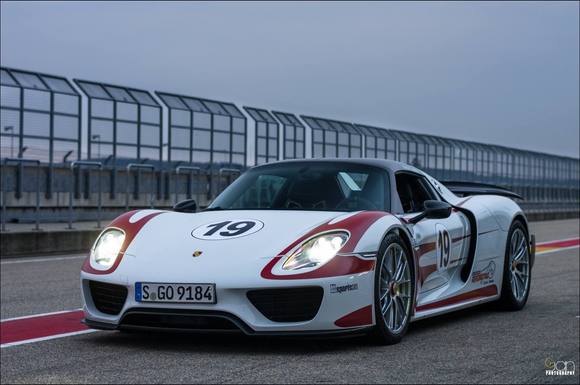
[203,206,225,211]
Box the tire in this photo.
[496,220,531,310]
[369,232,415,345]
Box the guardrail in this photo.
[174,166,201,205]
[125,163,156,211]
[68,161,103,229]
[0,161,577,230]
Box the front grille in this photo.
[246,287,323,322]
[120,310,240,331]
[88,280,128,315]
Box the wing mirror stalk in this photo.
[408,200,452,224]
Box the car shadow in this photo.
[87,329,369,354]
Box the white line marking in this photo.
[0,255,85,265]
[0,329,99,348]
[536,245,580,256]
[1,308,82,323]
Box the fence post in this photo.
[35,163,40,231]
[1,162,6,232]
[2,158,42,231]
[126,163,156,211]
[174,166,201,205]
[69,161,103,229]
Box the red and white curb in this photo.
[0,237,578,348]
[535,237,580,256]
[1,309,97,348]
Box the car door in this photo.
[395,172,470,294]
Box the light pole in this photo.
[3,126,14,158]
[91,134,101,160]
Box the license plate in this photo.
[135,282,216,304]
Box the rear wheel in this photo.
[497,221,531,310]
[369,233,414,345]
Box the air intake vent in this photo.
[246,286,323,322]
[121,311,240,331]
[88,280,128,315]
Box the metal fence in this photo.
[155,91,247,169]
[0,65,578,228]
[244,106,279,165]
[302,115,363,158]
[1,67,81,164]
[73,79,163,165]
[272,111,305,160]
[1,67,81,198]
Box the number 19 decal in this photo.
[436,224,451,271]
[191,219,264,240]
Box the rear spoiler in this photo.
[441,181,523,200]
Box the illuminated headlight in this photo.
[90,228,125,270]
[283,232,349,270]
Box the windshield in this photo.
[209,162,389,212]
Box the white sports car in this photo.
[81,159,534,344]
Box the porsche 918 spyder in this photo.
[81,159,534,344]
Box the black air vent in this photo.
[88,280,128,315]
[121,311,239,331]
[247,287,323,322]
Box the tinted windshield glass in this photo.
[209,162,389,211]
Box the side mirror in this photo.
[173,199,197,213]
[409,200,452,224]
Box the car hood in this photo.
[119,209,349,283]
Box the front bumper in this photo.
[83,309,372,337]
[81,270,375,335]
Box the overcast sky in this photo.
[1,1,578,158]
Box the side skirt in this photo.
[411,286,499,321]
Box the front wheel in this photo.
[497,221,531,310]
[369,233,414,345]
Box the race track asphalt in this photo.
[1,219,578,384]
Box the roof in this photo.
[271,111,304,127]
[300,116,362,135]
[2,67,78,95]
[251,157,421,174]
[243,106,278,123]
[74,79,159,106]
[155,91,244,118]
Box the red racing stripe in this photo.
[419,264,438,284]
[278,211,390,256]
[417,234,471,285]
[334,305,373,327]
[1,310,88,345]
[261,211,388,280]
[82,210,164,275]
[415,285,498,312]
[261,255,375,280]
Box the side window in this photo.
[395,173,437,213]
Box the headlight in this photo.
[283,232,349,270]
[90,228,125,270]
